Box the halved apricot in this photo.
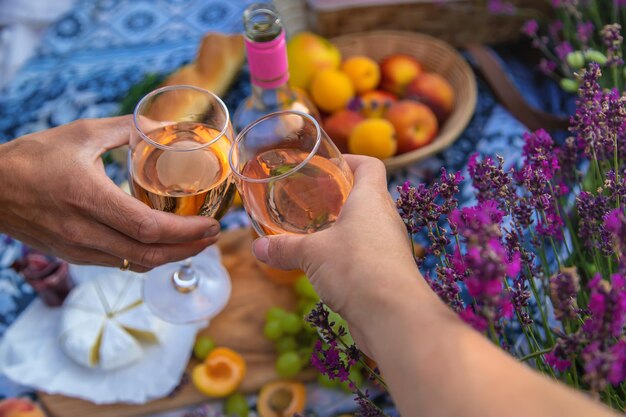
[192,347,246,397]
[257,381,306,417]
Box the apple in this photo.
[323,110,365,153]
[385,100,438,154]
[379,54,423,97]
[0,398,45,417]
[355,90,397,118]
[406,72,455,123]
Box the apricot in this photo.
[257,381,306,417]
[348,119,397,159]
[192,347,246,398]
[310,69,354,113]
[341,56,380,94]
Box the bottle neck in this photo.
[245,30,289,89]
[250,81,293,108]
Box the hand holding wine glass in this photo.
[229,110,353,236]
[129,85,235,323]
[0,116,220,271]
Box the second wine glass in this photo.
[229,110,353,236]
[129,85,235,323]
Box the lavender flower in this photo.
[522,20,539,37]
[577,191,612,254]
[487,0,516,15]
[311,340,351,382]
[355,390,386,417]
[583,274,626,340]
[467,154,514,210]
[555,41,574,61]
[577,21,594,45]
[539,58,558,75]
[549,268,580,321]
[601,24,624,67]
[605,208,626,258]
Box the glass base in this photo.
[142,248,231,324]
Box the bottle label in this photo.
[245,30,289,89]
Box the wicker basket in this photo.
[275,0,550,46]
[331,31,477,170]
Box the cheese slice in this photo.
[115,304,161,343]
[59,273,161,371]
[62,280,107,315]
[99,321,143,371]
[59,314,106,368]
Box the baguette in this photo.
[147,33,245,121]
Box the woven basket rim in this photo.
[331,30,478,171]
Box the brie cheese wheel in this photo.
[59,273,161,371]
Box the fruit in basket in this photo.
[310,69,354,113]
[348,119,397,159]
[287,32,341,90]
[385,101,438,154]
[257,381,306,417]
[0,398,45,417]
[341,56,380,94]
[406,73,455,122]
[379,54,423,97]
[356,90,397,118]
[323,110,364,152]
[192,347,246,397]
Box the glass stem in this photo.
[171,259,199,293]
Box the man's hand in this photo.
[0,116,220,272]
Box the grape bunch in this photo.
[263,276,364,390]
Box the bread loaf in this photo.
[147,32,245,121]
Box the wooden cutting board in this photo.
[39,228,309,417]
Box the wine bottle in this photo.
[233,3,319,133]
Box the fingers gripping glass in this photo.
[129,85,234,323]
[229,110,354,236]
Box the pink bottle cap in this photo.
[245,30,289,89]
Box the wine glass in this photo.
[129,85,235,323]
[228,110,353,236]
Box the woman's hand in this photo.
[0,116,220,272]
[252,155,428,351]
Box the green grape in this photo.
[264,320,283,341]
[224,393,249,417]
[193,336,216,361]
[281,313,303,335]
[294,276,319,300]
[266,306,287,322]
[317,373,338,388]
[275,336,298,354]
[276,352,302,377]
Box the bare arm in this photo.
[252,155,617,417]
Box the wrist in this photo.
[346,263,455,355]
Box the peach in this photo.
[406,72,455,123]
[385,100,438,154]
[0,398,45,417]
[323,110,365,153]
[379,54,423,97]
[357,90,397,118]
